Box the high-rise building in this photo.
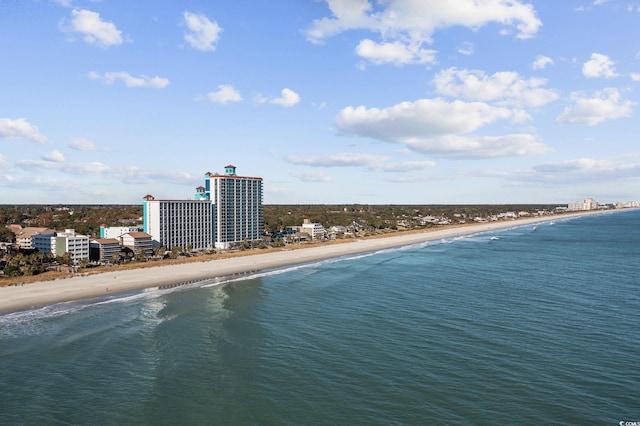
[143,197,213,251]
[143,165,263,250]
[204,165,264,250]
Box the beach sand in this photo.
[0,211,606,314]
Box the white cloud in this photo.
[118,166,193,185]
[0,174,15,184]
[286,153,436,172]
[271,88,300,107]
[88,71,169,88]
[183,11,222,51]
[68,137,107,151]
[480,156,640,186]
[335,98,549,159]
[0,154,9,168]
[0,118,48,144]
[534,158,614,173]
[18,159,110,175]
[65,9,123,47]
[287,153,390,168]
[43,150,65,163]
[631,73,640,81]
[532,55,553,70]
[377,160,436,172]
[530,157,640,183]
[433,67,559,107]
[53,0,74,7]
[355,39,436,65]
[457,41,474,56]
[306,0,541,65]
[582,53,618,78]
[556,88,634,126]
[206,85,242,104]
[291,170,333,182]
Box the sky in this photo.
[1,0,640,205]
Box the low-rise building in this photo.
[121,232,153,256]
[32,231,58,255]
[100,225,144,239]
[89,238,121,263]
[33,229,89,264]
[301,219,326,241]
[14,227,54,250]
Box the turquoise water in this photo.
[1,210,639,425]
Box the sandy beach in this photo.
[0,211,609,314]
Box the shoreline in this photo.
[0,210,618,314]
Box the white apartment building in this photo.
[205,165,263,249]
[143,198,213,251]
[301,219,326,241]
[100,225,143,239]
[143,165,263,251]
[568,197,599,211]
[33,229,89,264]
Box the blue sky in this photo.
[1,0,639,205]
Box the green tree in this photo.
[0,226,15,243]
[57,252,74,266]
[135,249,147,262]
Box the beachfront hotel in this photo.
[143,165,263,251]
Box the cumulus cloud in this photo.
[183,11,222,51]
[286,153,436,172]
[306,0,541,65]
[0,118,48,144]
[42,150,65,163]
[582,53,618,78]
[532,157,640,183]
[205,85,242,104]
[335,98,550,159]
[532,55,553,70]
[556,88,634,125]
[480,156,640,186]
[270,88,300,107]
[355,39,436,65]
[631,73,640,81]
[88,71,169,88]
[291,170,332,182]
[17,159,110,175]
[68,137,107,151]
[118,166,194,185]
[287,153,390,168]
[64,9,123,47]
[433,67,559,107]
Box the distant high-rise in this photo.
[143,165,263,250]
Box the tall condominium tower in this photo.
[144,165,263,250]
[143,197,213,251]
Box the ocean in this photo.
[1,210,639,425]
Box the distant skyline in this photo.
[1,0,639,205]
